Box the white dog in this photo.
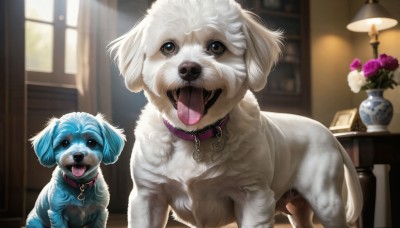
[110,0,363,227]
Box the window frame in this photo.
[25,0,77,87]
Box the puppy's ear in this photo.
[109,18,147,93]
[96,114,126,165]
[30,118,58,167]
[241,11,283,92]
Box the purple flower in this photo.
[362,59,381,78]
[378,54,399,71]
[350,58,362,71]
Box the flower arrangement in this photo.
[347,54,400,93]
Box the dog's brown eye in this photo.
[61,140,70,148]
[161,42,177,56]
[207,41,226,56]
[87,139,97,148]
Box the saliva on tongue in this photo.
[72,165,87,177]
[177,87,204,126]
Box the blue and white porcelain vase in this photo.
[359,89,393,132]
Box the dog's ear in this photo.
[109,18,147,93]
[96,114,126,165]
[30,118,59,167]
[241,10,283,92]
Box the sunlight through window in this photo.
[25,0,80,86]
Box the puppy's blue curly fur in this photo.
[26,112,125,228]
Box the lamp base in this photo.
[368,24,380,59]
[370,40,379,59]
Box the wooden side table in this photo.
[335,132,400,228]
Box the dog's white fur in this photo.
[110,0,363,227]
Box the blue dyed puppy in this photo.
[26,112,125,228]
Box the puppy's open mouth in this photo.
[67,164,90,178]
[167,86,222,126]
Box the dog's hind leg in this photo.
[307,193,347,228]
[298,152,348,227]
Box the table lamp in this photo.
[347,0,398,58]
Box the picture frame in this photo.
[329,108,364,133]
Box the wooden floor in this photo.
[107,214,323,228]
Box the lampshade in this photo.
[347,0,398,32]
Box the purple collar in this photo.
[63,172,98,190]
[163,115,229,141]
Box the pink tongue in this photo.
[177,87,204,126]
[72,165,87,177]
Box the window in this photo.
[25,0,80,86]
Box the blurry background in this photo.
[1,0,399,227]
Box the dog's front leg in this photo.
[90,209,109,228]
[128,188,169,228]
[234,187,276,228]
[48,210,68,228]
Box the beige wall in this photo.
[310,0,353,126]
[311,0,400,133]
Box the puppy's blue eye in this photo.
[207,41,226,56]
[161,41,177,56]
[61,140,70,148]
[87,139,97,148]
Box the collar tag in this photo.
[192,135,202,162]
[77,184,86,204]
[164,115,229,162]
[63,172,99,203]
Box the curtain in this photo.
[76,0,117,118]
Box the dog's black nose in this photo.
[178,61,201,81]
[73,152,84,162]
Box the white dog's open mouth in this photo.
[67,164,90,178]
[167,86,222,126]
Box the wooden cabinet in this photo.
[239,0,310,116]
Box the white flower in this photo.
[347,70,367,93]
